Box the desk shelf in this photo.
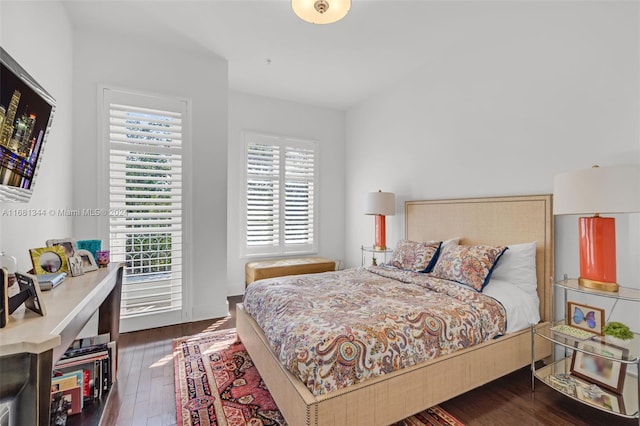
[0,263,123,426]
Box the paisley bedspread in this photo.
[242,266,506,396]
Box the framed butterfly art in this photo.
[567,301,605,335]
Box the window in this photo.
[103,88,187,321]
[243,131,317,257]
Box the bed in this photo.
[237,194,554,425]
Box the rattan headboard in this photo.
[405,195,554,322]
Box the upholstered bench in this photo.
[245,257,336,285]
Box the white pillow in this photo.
[441,237,461,249]
[490,242,537,295]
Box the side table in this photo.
[361,246,393,266]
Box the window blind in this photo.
[108,100,183,319]
[284,146,314,245]
[244,133,316,256]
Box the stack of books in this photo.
[51,334,116,419]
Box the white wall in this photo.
[344,3,639,325]
[71,29,229,322]
[227,92,345,295]
[0,1,74,273]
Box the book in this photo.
[550,324,596,340]
[36,272,66,290]
[55,335,116,409]
[102,357,109,392]
[56,349,108,366]
[52,369,84,409]
[107,341,117,385]
[60,342,108,360]
[68,333,110,350]
[94,357,102,400]
[57,359,103,403]
[51,375,79,392]
[83,369,91,399]
[50,390,69,426]
[61,386,82,415]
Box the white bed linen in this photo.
[483,278,540,333]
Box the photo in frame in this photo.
[30,246,70,275]
[570,340,628,394]
[567,301,605,335]
[574,378,625,414]
[68,255,84,277]
[46,238,78,260]
[75,249,98,272]
[76,239,101,262]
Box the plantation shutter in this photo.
[284,146,314,245]
[107,96,184,319]
[246,143,280,249]
[244,133,316,256]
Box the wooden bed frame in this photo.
[237,194,554,425]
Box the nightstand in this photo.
[361,246,393,266]
[531,278,639,422]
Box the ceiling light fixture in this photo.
[292,0,351,24]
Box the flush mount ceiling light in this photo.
[292,0,351,24]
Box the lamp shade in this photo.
[292,0,351,24]
[364,191,395,216]
[553,165,640,215]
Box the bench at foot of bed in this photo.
[245,257,336,286]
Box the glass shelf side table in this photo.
[361,245,393,266]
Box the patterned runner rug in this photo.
[173,329,464,426]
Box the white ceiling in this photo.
[63,0,472,110]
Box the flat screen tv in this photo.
[0,47,55,202]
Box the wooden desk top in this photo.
[0,263,123,358]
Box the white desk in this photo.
[0,263,123,426]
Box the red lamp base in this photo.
[374,215,387,250]
[578,216,619,292]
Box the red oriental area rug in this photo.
[173,329,464,426]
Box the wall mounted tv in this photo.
[0,47,56,202]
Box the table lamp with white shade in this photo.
[364,190,395,251]
[553,164,640,292]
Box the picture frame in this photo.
[567,301,605,335]
[14,272,46,316]
[574,378,625,414]
[46,238,78,260]
[0,47,56,203]
[1,268,8,328]
[75,249,98,272]
[570,340,628,394]
[76,239,102,262]
[30,246,70,275]
[68,255,84,277]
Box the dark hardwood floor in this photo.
[94,295,635,426]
